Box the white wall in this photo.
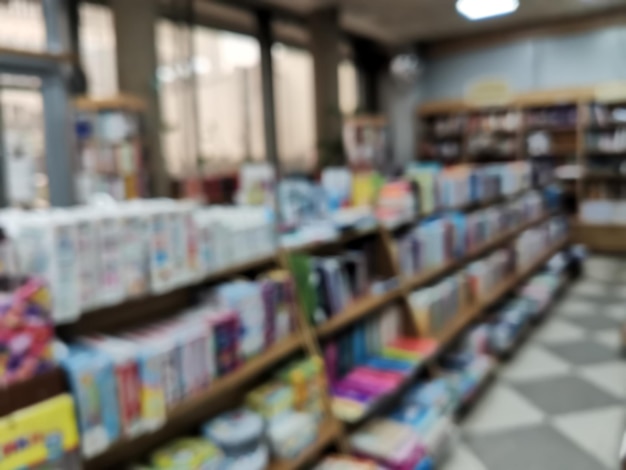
[422,25,626,100]
[388,25,626,164]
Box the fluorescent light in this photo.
[456,0,519,20]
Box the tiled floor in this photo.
[445,256,626,470]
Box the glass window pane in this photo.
[194,27,264,173]
[79,4,119,97]
[157,22,265,176]
[0,0,45,51]
[340,59,359,116]
[156,20,196,177]
[0,77,48,207]
[272,43,316,171]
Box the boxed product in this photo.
[0,394,81,470]
[0,277,55,387]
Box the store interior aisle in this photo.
[445,256,626,470]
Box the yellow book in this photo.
[0,394,80,470]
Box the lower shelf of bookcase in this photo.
[268,419,341,470]
[339,237,569,426]
[572,221,626,253]
[83,334,303,470]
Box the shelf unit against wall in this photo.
[578,95,626,252]
[74,94,150,203]
[42,179,568,469]
[416,86,626,252]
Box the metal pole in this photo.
[257,9,281,180]
[42,74,76,206]
[42,0,72,53]
[0,87,8,208]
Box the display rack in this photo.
[417,86,626,253]
[51,187,566,469]
[74,93,150,202]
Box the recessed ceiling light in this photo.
[456,0,520,21]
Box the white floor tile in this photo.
[554,299,596,318]
[578,361,626,400]
[553,406,626,468]
[464,384,545,434]
[535,319,587,344]
[612,286,626,300]
[501,345,572,382]
[571,281,611,298]
[592,329,622,350]
[603,304,626,322]
[442,442,488,470]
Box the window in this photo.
[0,0,45,51]
[157,21,265,177]
[79,4,118,97]
[339,59,359,116]
[0,75,48,207]
[272,43,316,171]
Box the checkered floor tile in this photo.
[444,256,626,470]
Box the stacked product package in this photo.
[287,250,380,327]
[406,161,531,215]
[516,216,568,270]
[130,357,325,470]
[466,248,515,301]
[463,250,570,356]
[408,273,465,337]
[323,306,438,422]
[314,455,380,470]
[60,271,298,458]
[404,216,565,339]
[350,376,460,469]
[396,189,545,279]
[0,395,82,470]
[0,201,276,324]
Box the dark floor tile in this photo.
[546,339,618,366]
[567,315,621,332]
[513,376,621,416]
[466,425,608,470]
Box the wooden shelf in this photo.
[526,125,577,133]
[317,288,404,338]
[572,221,626,252]
[75,94,147,112]
[62,254,278,336]
[268,419,341,470]
[343,237,569,426]
[85,334,303,470]
[315,212,553,339]
[584,172,626,181]
[0,46,73,63]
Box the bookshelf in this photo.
[74,94,150,202]
[417,85,626,253]
[2,92,573,470]
[64,187,566,468]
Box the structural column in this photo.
[42,0,77,206]
[111,0,170,197]
[257,9,280,179]
[352,36,386,114]
[309,7,343,167]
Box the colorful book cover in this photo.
[0,394,80,470]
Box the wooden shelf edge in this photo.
[85,334,303,469]
[74,94,147,112]
[0,47,73,63]
[345,237,569,426]
[316,288,404,338]
[317,213,554,340]
[268,419,340,470]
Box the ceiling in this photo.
[249,0,626,44]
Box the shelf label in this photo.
[465,79,512,107]
[595,81,626,103]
